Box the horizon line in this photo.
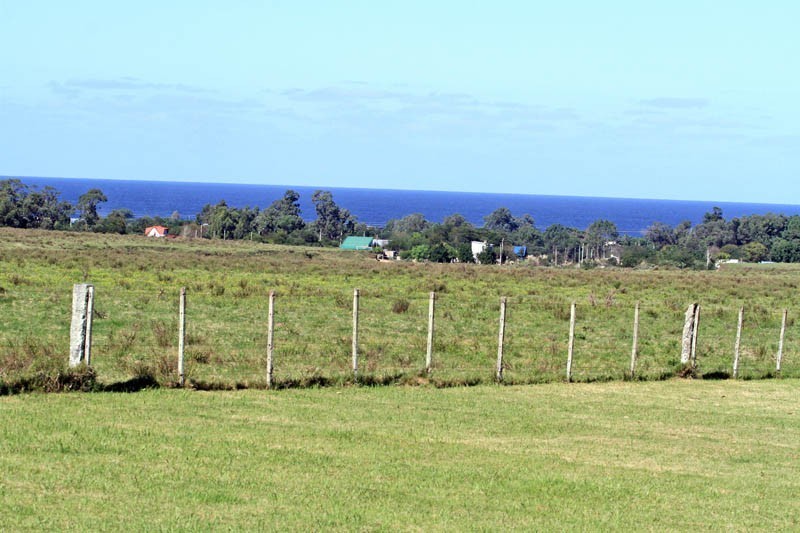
[3,173,799,209]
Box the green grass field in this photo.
[1,380,798,530]
[2,228,800,390]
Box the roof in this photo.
[340,236,375,250]
[145,225,168,236]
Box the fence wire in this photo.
[1,285,799,386]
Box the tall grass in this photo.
[1,227,799,391]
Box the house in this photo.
[145,225,168,238]
[717,258,741,268]
[340,236,375,250]
[471,241,489,262]
[605,241,622,262]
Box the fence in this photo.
[2,283,798,388]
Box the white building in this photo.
[471,241,489,262]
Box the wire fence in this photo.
[1,283,798,388]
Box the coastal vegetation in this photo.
[3,178,800,268]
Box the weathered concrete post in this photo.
[84,285,95,366]
[630,302,640,379]
[496,297,507,381]
[425,291,435,374]
[690,304,701,368]
[352,288,359,380]
[680,303,698,365]
[69,283,94,368]
[777,309,787,375]
[733,306,744,379]
[266,290,275,389]
[178,287,186,387]
[566,301,576,382]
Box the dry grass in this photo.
[2,227,799,390]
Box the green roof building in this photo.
[340,236,375,250]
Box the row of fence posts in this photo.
[67,284,790,387]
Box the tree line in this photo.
[3,178,800,267]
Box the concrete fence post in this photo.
[777,309,787,375]
[691,305,701,368]
[178,287,186,386]
[266,290,275,389]
[426,292,435,374]
[352,288,359,380]
[680,303,698,365]
[630,302,640,379]
[84,285,95,366]
[496,297,507,381]
[566,302,576,382]
[69,283,94,368]
[733,306,744,379]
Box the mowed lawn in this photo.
[1,380,798,531]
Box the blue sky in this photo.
[1,1,798,203]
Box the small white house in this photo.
[145,225,168,238]
[471,241,489,262]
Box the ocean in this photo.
[8,176,800,236]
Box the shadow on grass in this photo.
[7,365,788,396]
[700,371,731,380]
[101,375,160,393]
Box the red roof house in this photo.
[144,225,168,238]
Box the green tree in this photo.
[77,188,108,228]
[208,201,237,239]
[476,246,497,265]
[428,243,456,263]
[510,215,543,252]
[483,207,518,234]
[720,244,741,259]
[0,179,26,227]
[693,218,734,248]
[620,245,654,268]
[645,221,676,249]
[390,213,430,234]
[585,219,619,259]
[734,214,787,248]
[741,241,768,263]
[21,186,73,229]
[421,214,477,248]
[703,206,724,223]
[0,179,74,229]
[311,190,355,242]
[95,210,129,234]
[782,216,800,240]
[196,203,216,225]
[408,244,431,261]
[256,190,305,235]
[232,206,259,239]
[658,245,699,268]
[455,242,475,263]
[770,239,800,262]
[543,224,580,264]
